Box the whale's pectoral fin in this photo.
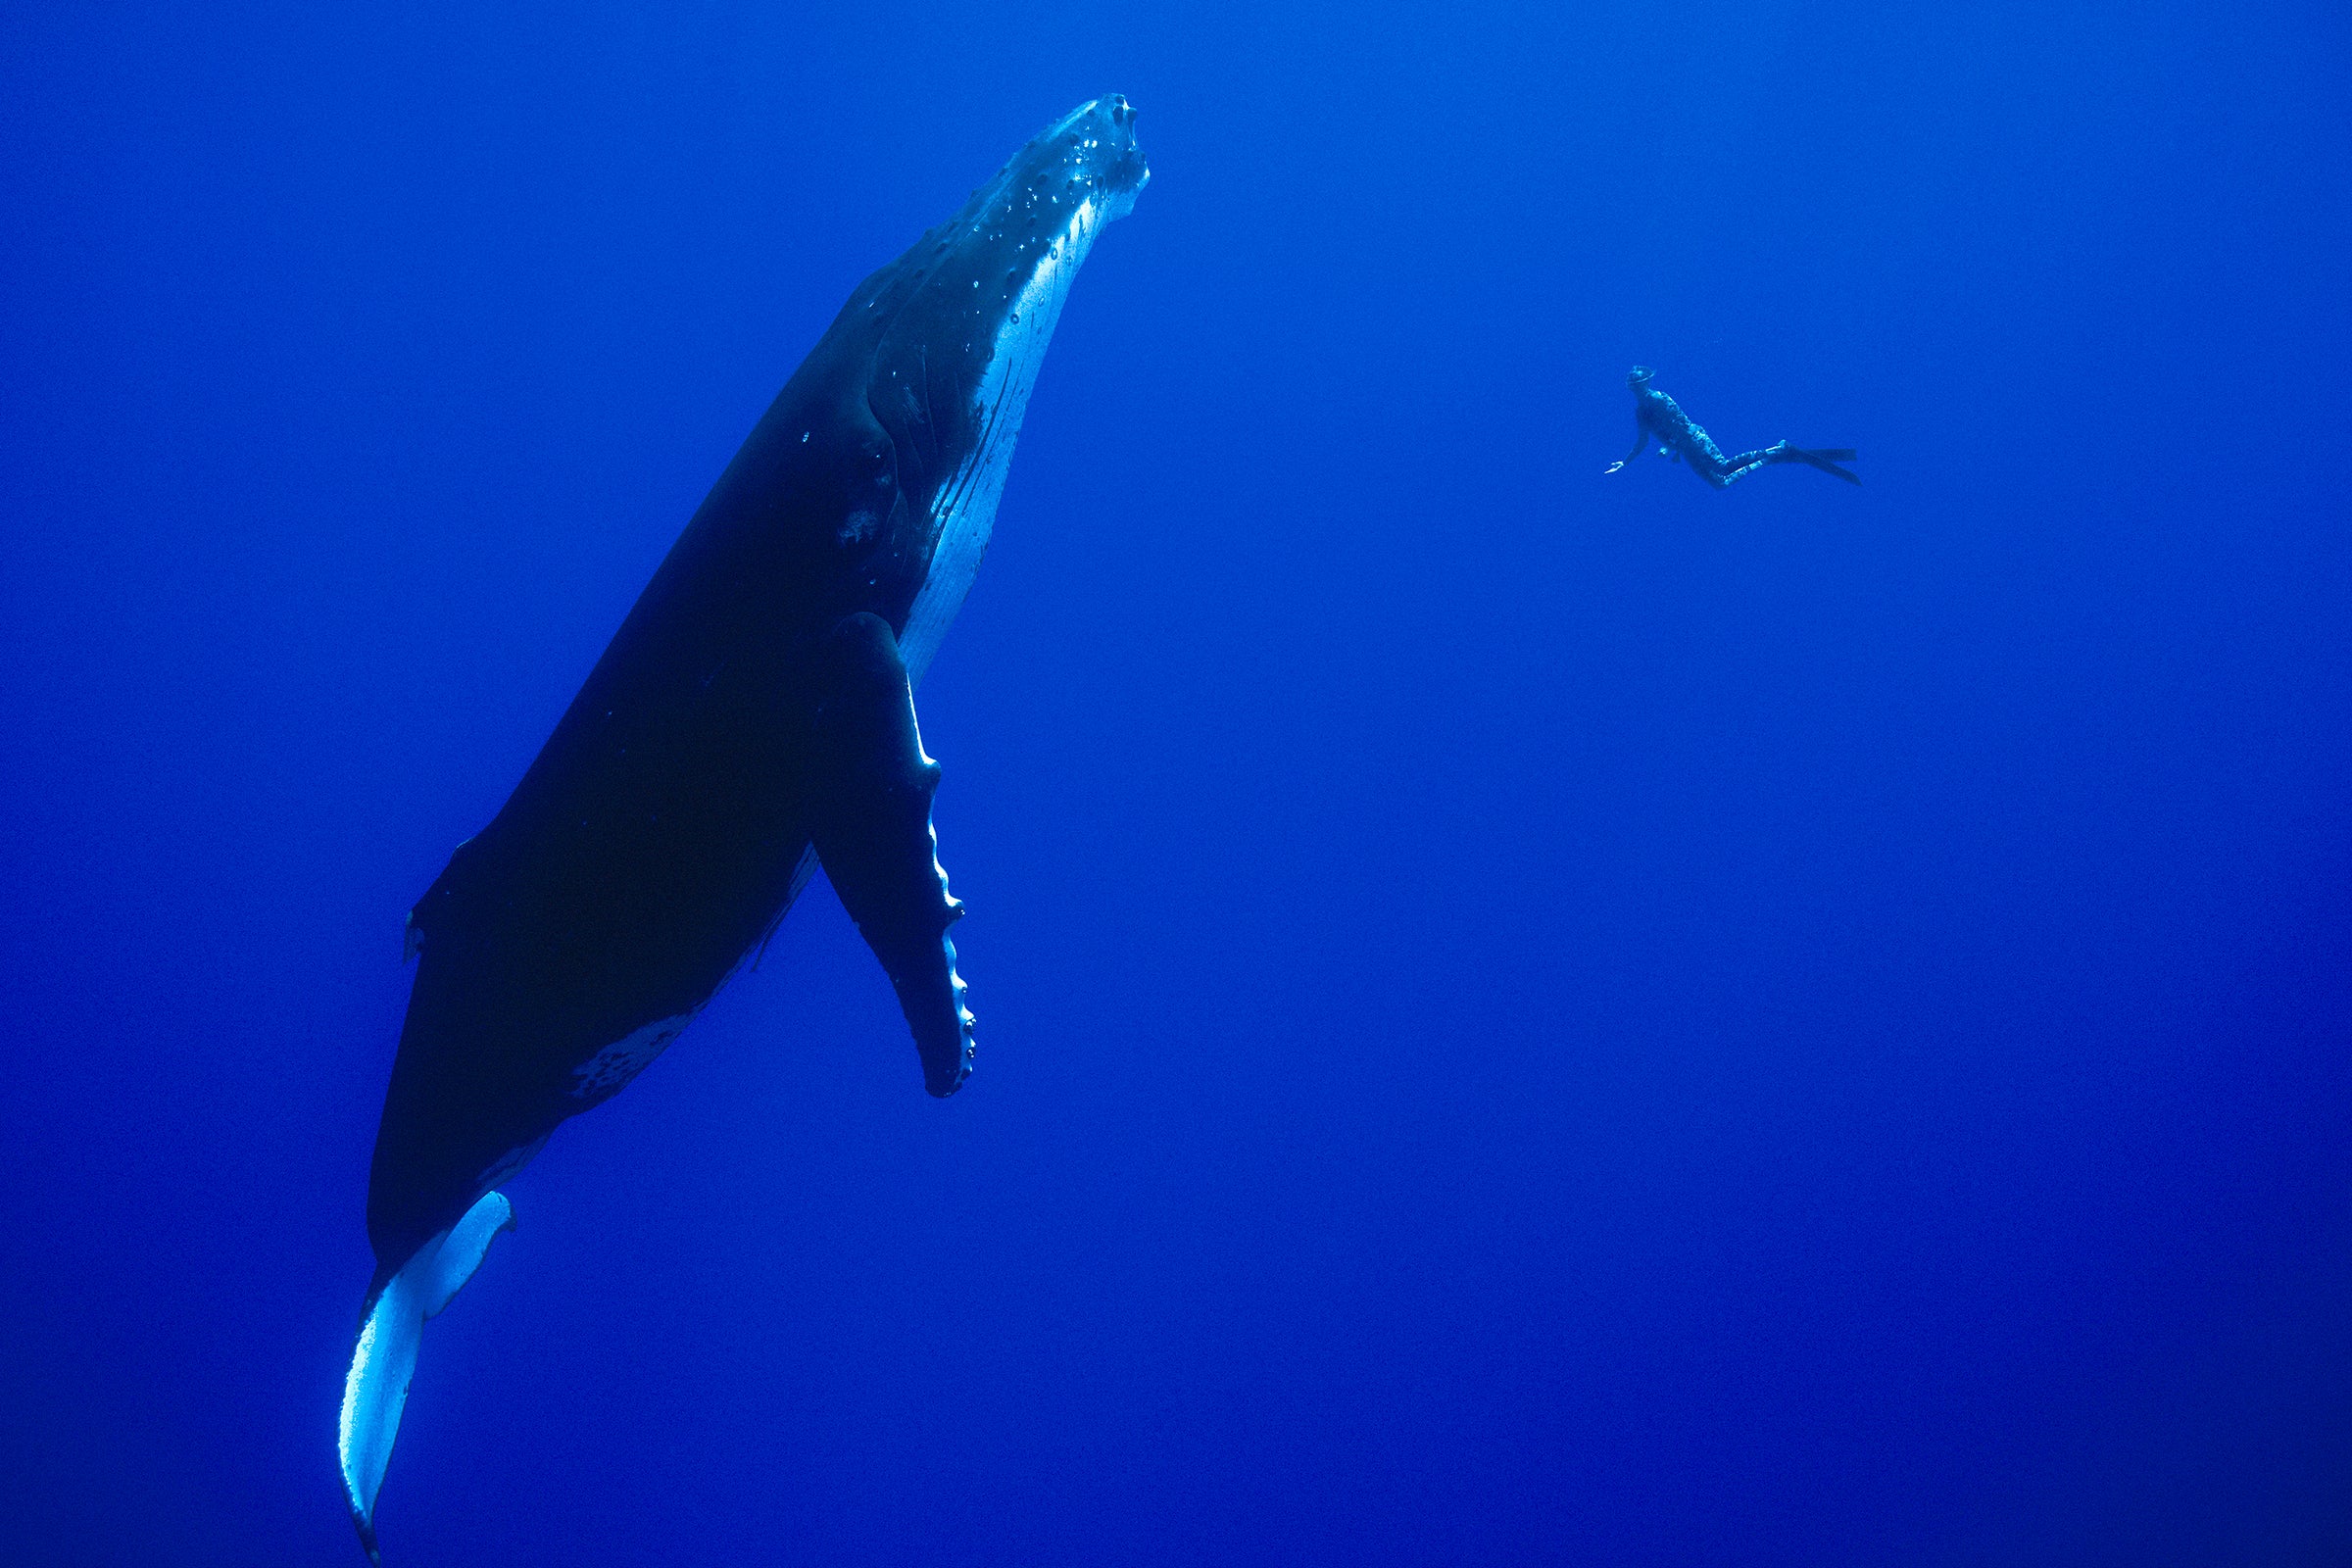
[810,612,975,1098]
[339,1191,515,1564]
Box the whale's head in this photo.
[841,95,1148,679]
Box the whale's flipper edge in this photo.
[339,1189,515,1564]
[810,612,975,1099]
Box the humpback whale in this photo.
[339,96,1149,1560]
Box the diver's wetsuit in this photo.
[1610,368,1858,488]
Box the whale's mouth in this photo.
[870,96,1147,684]
[865,92,1149,490]
[898,94,1148,331]
[1049,93,1150,209]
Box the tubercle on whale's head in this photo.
[1041,91,1150,217]
[857,95,1149,525]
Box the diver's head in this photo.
[1627,366,1654,390]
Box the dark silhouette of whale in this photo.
[339,96,1149,1561]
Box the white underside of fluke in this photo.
[339,1190,515,1563]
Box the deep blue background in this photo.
[6,1,2351,1562]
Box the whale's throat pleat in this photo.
[898,196,1106,687]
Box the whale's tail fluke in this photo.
[339,1190,515,1563]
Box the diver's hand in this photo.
[1603,461,1625,474]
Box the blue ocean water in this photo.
[4,1,2350,1562]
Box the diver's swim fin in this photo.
[1788,446,1861,484]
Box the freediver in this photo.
[1604,367,1858,487]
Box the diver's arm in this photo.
[1605,419,1647,474]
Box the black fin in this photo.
[809,612,975,1097]
[1789,446,1861,484]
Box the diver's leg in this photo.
[1684,427,1746,488]
[1689,454,1735,488]
[1711,446,1783,487]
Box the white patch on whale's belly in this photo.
[570,1012,694,1101]
[900,195,1109,688]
